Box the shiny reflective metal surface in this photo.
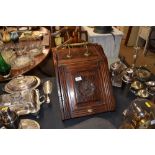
[4,75,41,93]
[120,98,155,129]
[130,80,144,90]
[43,80,52,104]
[145,81,155,87]
[110,61,126,87]
[135,68,151,81]
[0,89,45,116]
[110,61,126,75]
[19,119,40,129]
[136,89,149,98]
[148,86,155,95]
[122,68,134,83]
[110,61,122,71]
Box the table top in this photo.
[0,78,141,129]
[82,26,124,37]
[0,48,50,81]
[0,68,154,129]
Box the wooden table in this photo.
[0,27,51,81]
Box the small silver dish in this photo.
[136,89,149,98]
[131,80,144,90]
[148,87,155,95]
[145,81,155,87]
[135,68,151,81]
[19,119,40,129]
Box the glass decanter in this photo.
[0,47,11,78]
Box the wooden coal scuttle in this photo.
[52,43,115,120]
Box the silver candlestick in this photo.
[132,46,140,68]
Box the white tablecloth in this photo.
[82,27,123,60]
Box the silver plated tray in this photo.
[4,75,41,93]
[0,89,45,116]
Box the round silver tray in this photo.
[19,119,40,129]
[4,76,41,93]
[135,68,151,81]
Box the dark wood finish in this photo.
[52,43,115,120]
[125,26,133,46]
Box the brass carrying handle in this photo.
[56,39,89,49]
[63,42,89,47]
[65,42,90,58]
[57,41,90,58]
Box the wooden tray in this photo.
[0,27,50,81]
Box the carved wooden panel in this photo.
[53,43,115,120]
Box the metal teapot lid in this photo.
[4,75,41,93]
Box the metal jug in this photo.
[0,107,19,129]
